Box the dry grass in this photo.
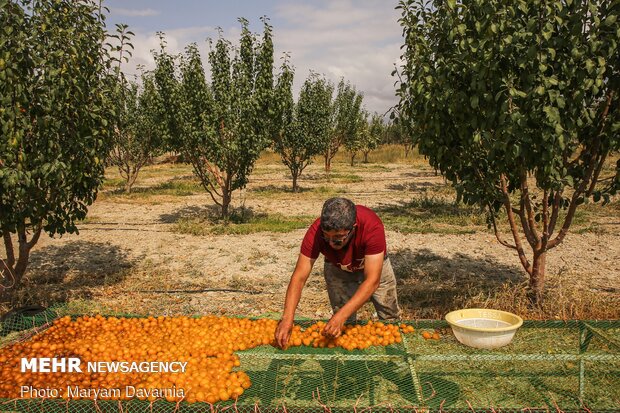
[174,211,314,236]
[256,145,431,168]
[461,279,620,320]
[390,242,620,320]
[332,144,430,167]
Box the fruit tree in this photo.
[153,18,277,218]
[396,0,619,301]
[0,0,118,303]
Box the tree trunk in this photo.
[221,192,231,219]
[124,179,132,194]
[528,251,546,304]
[324,150,331,173]
[363,151,369,163]
[292,172,299,193]
[1,228,40,305]
[350,153,356,167]
[124,170,139,194]
[404,144,411,158]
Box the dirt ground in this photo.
[13,160,620,320]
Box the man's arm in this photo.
[275,253,315,348]
[322,252,384,338]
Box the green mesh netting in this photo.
[1,309,618,413]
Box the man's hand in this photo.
[322,313,347,339]
[276,254,315,349]
[275,318,293,349]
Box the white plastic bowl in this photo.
[445,308,523,349]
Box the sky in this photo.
[103,0,404,116]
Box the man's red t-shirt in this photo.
[300,205,386,272]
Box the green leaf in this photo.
[470,95,479,109]
[603,15,617,26]
[556,96,565,108]
[544,106,560,122]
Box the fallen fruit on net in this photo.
[0,315,413,404]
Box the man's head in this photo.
[320,198,356,250]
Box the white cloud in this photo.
[112,8,160,17]
[118,26,219,79]
[116,1,404,114]
[273,0,403,114]
[276,0,383,31]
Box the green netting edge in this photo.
[3,399,619,413]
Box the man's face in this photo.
[321,227,355,250]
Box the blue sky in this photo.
[103,0,403,115]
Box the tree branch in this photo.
[583,91,614,197]
[586,152,607,197]
[548,91,613,249]
[541,189,549,252]
[549,159,598,250]
[205,159,225,190]
[187,151,223,206]
[548,189,563,237]
[517,198,537,249]
[520,171,540,247]
[26,223,42,250]
[487,202,516,250]
[500,175,532,274]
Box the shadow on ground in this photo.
[11,241,134,307]
[400,171,441,178]
[390,248,524,317]
[159,205,221,224]
[373,199,486,235]
[104,174,200,196]
[160,205,274,225]
[374,199,481,218]
[387,182,443,192]
[249,184,313,194]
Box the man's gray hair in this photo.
[320,198,356,231]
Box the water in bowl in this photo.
[456,318,512,329]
